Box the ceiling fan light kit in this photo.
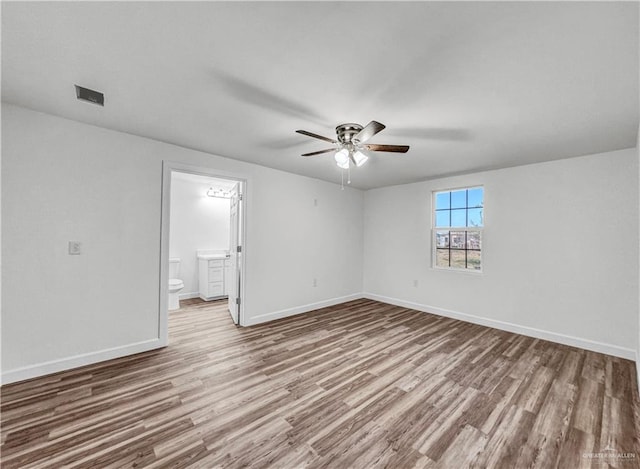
[296,121,410,184]
[334,148,350,169]
[352,150,368,167]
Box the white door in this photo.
[227,183,241,324]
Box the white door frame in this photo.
[159,160,249,345]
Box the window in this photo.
[433,186,483,271]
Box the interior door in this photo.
[227,183,241,324]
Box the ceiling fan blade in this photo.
[386,127,472,141]
[296,130,337,144]
[353,121,386,144]
[301,148,336,157]
[363,144,410,153]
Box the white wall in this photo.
[637,123,640,385]
[363,148,639,358]
[3,102,637,384]
[1,104,364,382]
[169,176,230,296]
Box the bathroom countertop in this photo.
[197,254,229,260]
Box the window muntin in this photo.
[433,187,483,271]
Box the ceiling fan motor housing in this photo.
[336,123,363,144]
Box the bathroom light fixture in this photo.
[206,187,232,199]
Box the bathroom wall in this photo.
[2,103,364,383]
[169,174,231,297]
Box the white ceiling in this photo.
[2,2,638,189]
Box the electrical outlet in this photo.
[69,241,82,255]
[413,279,418,287]
[313,278,317,287]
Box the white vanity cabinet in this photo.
[198,256,230,301]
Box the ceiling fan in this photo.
[296,121,409,169]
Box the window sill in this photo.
[431,266,483,275]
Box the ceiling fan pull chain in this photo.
[341,169,344,190]
[347,166,351,185]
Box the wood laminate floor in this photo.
[2,299,639,468]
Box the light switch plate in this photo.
[68,241,82,255]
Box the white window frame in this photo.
[432,185,484,273]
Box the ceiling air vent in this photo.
[75,85,104,106]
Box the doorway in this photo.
[159,161,247,345]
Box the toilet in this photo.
[168,258,184,311]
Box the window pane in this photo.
[467,250,481,270]
[451,190,466,209]
[435,231,449,248]
[450,250,466,269]
[468,208,483,227]
[451,209,466,227]
[435,192,450,210]
[436,249,450,268]
[468,188,483,208]
[467,231,481,249]
[432,186,484,272]
[450,231,466,249]
[435,210,450,227]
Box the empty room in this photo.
[1,1,639,468]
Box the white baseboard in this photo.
[4,294,634,385]
[243,293,363,326]
[179,292,200,300]
[363,293,636,361]
[1,338,164,385]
